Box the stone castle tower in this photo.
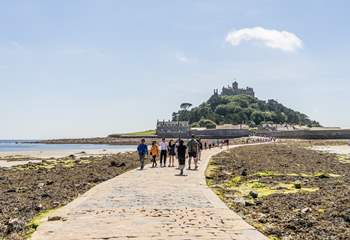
[214,81,255,97]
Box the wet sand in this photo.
[0,148,135,160]
[312,145,350,155]
[0,148,136,168]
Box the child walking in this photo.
[150,141,159,168]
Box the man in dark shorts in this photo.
[176,140,187,176]
[137,139,148,170]
[187,135,199,170]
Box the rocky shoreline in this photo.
[0,152,144,240]
[207,141,350,240]
[34,137,147,145]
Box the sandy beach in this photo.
[312,145,350,155]
[0,148,135,159]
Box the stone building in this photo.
[156,120,190,138]
[214,81,255,97]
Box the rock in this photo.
[41,192,50,198]
[48,216,62,221]
[301,207,312,214]
[110,161,126,167]
[35,203,43,211]
[249,191,258,199]
[341,209,350,222]
[294,181,302,189]
[233,197,246,207]
[53,201,60,207]
[6,188,17,193]
[245,200,255,206]
[38,183,45,188]
[46,180,54,185]
[6,218,25,233]
[317,173,330,178]
[240,169,248,176]
[0,176,7,181]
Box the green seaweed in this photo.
[25,209,56,238]
[227,179,318,198]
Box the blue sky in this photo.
[1,0,349,139]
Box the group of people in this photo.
[136,135,203,176]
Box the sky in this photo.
[1,0,350,139]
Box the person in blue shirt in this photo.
[137,139,148,170]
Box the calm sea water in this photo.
[0,140,137,153]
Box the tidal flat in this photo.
[207,141,350,240]
[0,152,143,240]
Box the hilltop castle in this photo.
[213,81,255,97]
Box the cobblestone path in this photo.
[32,145,267,240]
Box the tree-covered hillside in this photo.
[172,91,320,128]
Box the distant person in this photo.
[168,140,176,167]
[204,141,207,150]
[159,138,168,167]
[197,138,203,161]
[177,140,187,176]
[137,139,148,170]
[187,135,199,170]
[149,141,159,168]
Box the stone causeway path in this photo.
[32,145,268,240]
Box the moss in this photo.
[336,155,350,164]
[224,176,241,187]
[318,208,325,213]
[205,163,218,179]
[254,171,280,177]
[207,179,214,186]
[25,209,56,238]
[253,171,341,178]
[227,180,318,198]
[252,222,265,231]
[314,172,341,178]
[60,160,76,168]
[269,236,281,240]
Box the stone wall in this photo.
[256,129,350,139]
[156,121,190,138]
[191,129,250,139]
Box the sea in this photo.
[0,140,137,153]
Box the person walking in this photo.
[159,138,168,167]
[187,135,199,170]
[137,139,148,170]
[197,138,203,161]
[168,139,176,167]
[149,141,159,168]
[177,139,187,176]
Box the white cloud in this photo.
[175,52,189,63]
[226,27,303,52]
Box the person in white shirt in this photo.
[159,138,168,167]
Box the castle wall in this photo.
[191,128,250,139]
[256,129,350,139]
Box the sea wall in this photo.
[256,129,350,139]
[191,129,250,139]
